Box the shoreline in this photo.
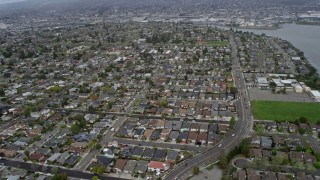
[229,23,320,74]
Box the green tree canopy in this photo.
[192,166,200,175]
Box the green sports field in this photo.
[251,100,320,123]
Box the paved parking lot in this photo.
[190,166,222,180]
[248,88,314,102]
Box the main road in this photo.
[163,33,252,180]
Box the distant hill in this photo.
[0,0,316,16]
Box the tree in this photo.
[71,124,81,134]
[160,99,168,107]
[202,48,208,55]
[88,105,95,113]
[298,128,306,135]
[271,156,283,165]
[24,150,30,156]
[33,135,41,141]
[218,154,228,169]
[299,116,308,123]
[229,116,236,129]
[0,88,5,97]
[92,176,99,180]
[92,165,105,175]
[269,81,277,88]
[51,167,59,174]
[192,166,200,175]
[52,173,67,180]
[49,85,62,92]
[314,162,320,169]
[107,102,113,109]
[230,87,238,99]
[95,144,102,150]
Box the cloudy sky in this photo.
[0,0,26,4]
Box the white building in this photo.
[310,90,320,102]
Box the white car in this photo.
[232,134,235,137]
[218,144,222,148]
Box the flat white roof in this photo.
[310,90,320,97]
[257,77,268,84]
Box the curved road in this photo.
[163,34,252,180]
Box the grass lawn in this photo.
[251,100,320,123]
[204,40,229,47]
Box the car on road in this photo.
[218,144,222,148]
[232,134,235,137]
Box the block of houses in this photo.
[132,147,144,158]
[237,169,246,180]
[148,119,158,129]
[188,132,198,144]
[249,148,262,159]
[57,152,70,165]
[178,131,189,143]
[246,168,260,180]
[148,161,170,172]
[262,150,273,160]
[0,148,16,158]
[304,153,316,164]
[29,153,46,162]
[47,153,61,163]
[160,129,171,140]
[217,124,228,133]
[207,132,220,145]
[166,150,179,164]
[142,148,155,160]
[289,151,304,162]
[133,128,145,139]
[208,123,218,132]
[199,123,208,132]
[272,135,285,148]
[71,142,88,150]
[289,124,298,133]
[134,160,148,174]
[65,154,79,167]
[165,121,182,131]
[143,129,154,140]
[123,160,137,174]
[250,136,261,148]
[190,123,200,132]
[96,155,114,167]
[150,130,161,140]
[168,131,180,142]
[156,120,166,129]
[197,132,207,145]
[261,136,272,149]
[299,123,310,133]
[180,122,190,132]
[114,159,128,174]
[153,149,166,161]
[264,172,277,180]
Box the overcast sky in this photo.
[0,0,26,4]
